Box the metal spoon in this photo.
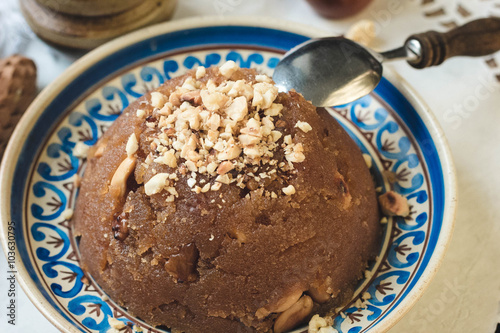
[273,17,500,107]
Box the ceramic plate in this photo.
[0,17,456,333]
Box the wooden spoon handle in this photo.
[406,17,500,69]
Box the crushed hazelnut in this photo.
[137,61,309,202]
[200,90,229,111]
[108,317,126,330]
[225,96,248,122]
[136,109,146,118]
[144,173,170,196]
[216,174,230,185]
[150,92,167,109]
[217,161,234,175]
[295,121,312,133]
[196,66,206,79]
[285,143,305,163]
[378,191,410,217]
[252,82,278,110]
[264,103,283,117]
[154,149,177,168]
[283,135,292,145]
[270,130,282,142]
[219,60,238,78]
[255,74,272,83]
[187,178,196,188]
[282,185,296,196]
[181,90,202,106]
[211,182,222,191]
[201,183,211,193]
[126,133,138,157]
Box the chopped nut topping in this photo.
[181,90,202,106]
[151,92,167,109]
[252,82,278,110]
[187,178,196,188]
[136,109,146,118]
[108,317,126,330]
[196,66,206,79]
[216,174,230,185]
[211,182,222,191]
[255,74,272,83]
[217,161,234,175]
[200,90,229,111]
[137,61,308,201]
[285,143,305,163]
[126,133,138,157]
[264,103,283,117]
[225,96,248,122]
[270,130,282,143]
[295,121,312,133]
[201,183,211,193]
[282,185,296,196]
[144,173,170,196]
[219,60,238,78]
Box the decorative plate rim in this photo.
[366,68,458,332]
[0,16,457,333]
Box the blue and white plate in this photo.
[0,17,457,333]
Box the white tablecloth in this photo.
[1,0,499,332]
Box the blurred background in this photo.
[0,0,499,332]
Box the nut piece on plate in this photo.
[308,314,337,333]
[0,55,37,158]
[378,190,410,217]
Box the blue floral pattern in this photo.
[26,49,431,333]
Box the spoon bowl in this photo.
[273,37,383,107]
